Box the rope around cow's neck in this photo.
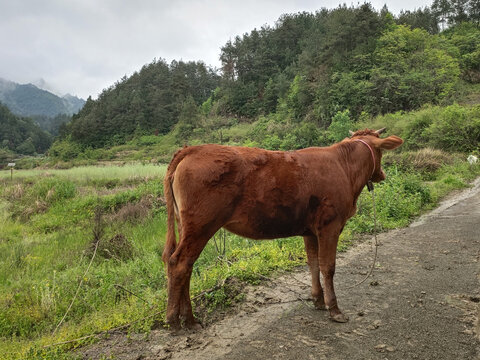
[345,180,379,289]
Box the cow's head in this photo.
[348,128,403,182]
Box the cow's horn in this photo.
[349,130,355,136]
[375,128,386,134]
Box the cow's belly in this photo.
[224,204,308,240]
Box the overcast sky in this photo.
[0,0,432,99]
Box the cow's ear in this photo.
[372,135,403,150]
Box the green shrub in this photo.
[79,147,114,161]
[328,110,354,143]
[402,109,437,150]
[293,122,322,148]
[263,134,282,150]
[279,133,298,150]
[361,104,480,153]
[0,149,15,167]
[12,157,45,170]
[402,175,432,205]
[427,104,480,152]
[49,140,82,161]
[25,346,80,360]
[135,135,164,146]
[349,167,432,233]
[16,139,36,155]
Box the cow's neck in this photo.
[338,141,375,202]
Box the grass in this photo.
[0,157,479,359]
[342,154,480,243]
[0,164,167,184]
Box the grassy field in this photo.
[0,163,167,183]
[0,157,479,359]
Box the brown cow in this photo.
[162,128,403,330]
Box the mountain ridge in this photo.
[0,78,85,118]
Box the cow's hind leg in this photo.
[165,253,187,331]
[166,227,219,330]
[179,271,201,330]
[173,215,200,328]
[303,235,325,310]
[317,222,348,323]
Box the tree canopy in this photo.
[66,59,219,148]
[57,1,480,150]
[0,103,52,155]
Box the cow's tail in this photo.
[162,172,177,265]
[162,147,190,265]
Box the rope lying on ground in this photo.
[52,239,100,336]
[345,183,379,289]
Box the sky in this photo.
[0,0,433,100]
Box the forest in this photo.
[44,0,480,162]
[0,78,84,161]
[0,104,52,161]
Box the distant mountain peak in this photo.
[63,93,80,100]
[31,78,62,96]
[0,77,16,93]
[0,77,85,118]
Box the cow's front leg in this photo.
[303,235,326,310]
[317,223,348,323]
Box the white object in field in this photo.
[7,163,15,167]
[467,155,478,165]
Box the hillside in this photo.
[0,78,85,118]
[0,103,52,162]
[51,2,480,164]
[61,60,219,148]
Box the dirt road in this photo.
[82,179,480,360]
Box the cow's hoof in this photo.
[167,318,182,333]
[185,320,203,331]
[330,313,349,323]
[168,324,183,335]
[313,298,327,310]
